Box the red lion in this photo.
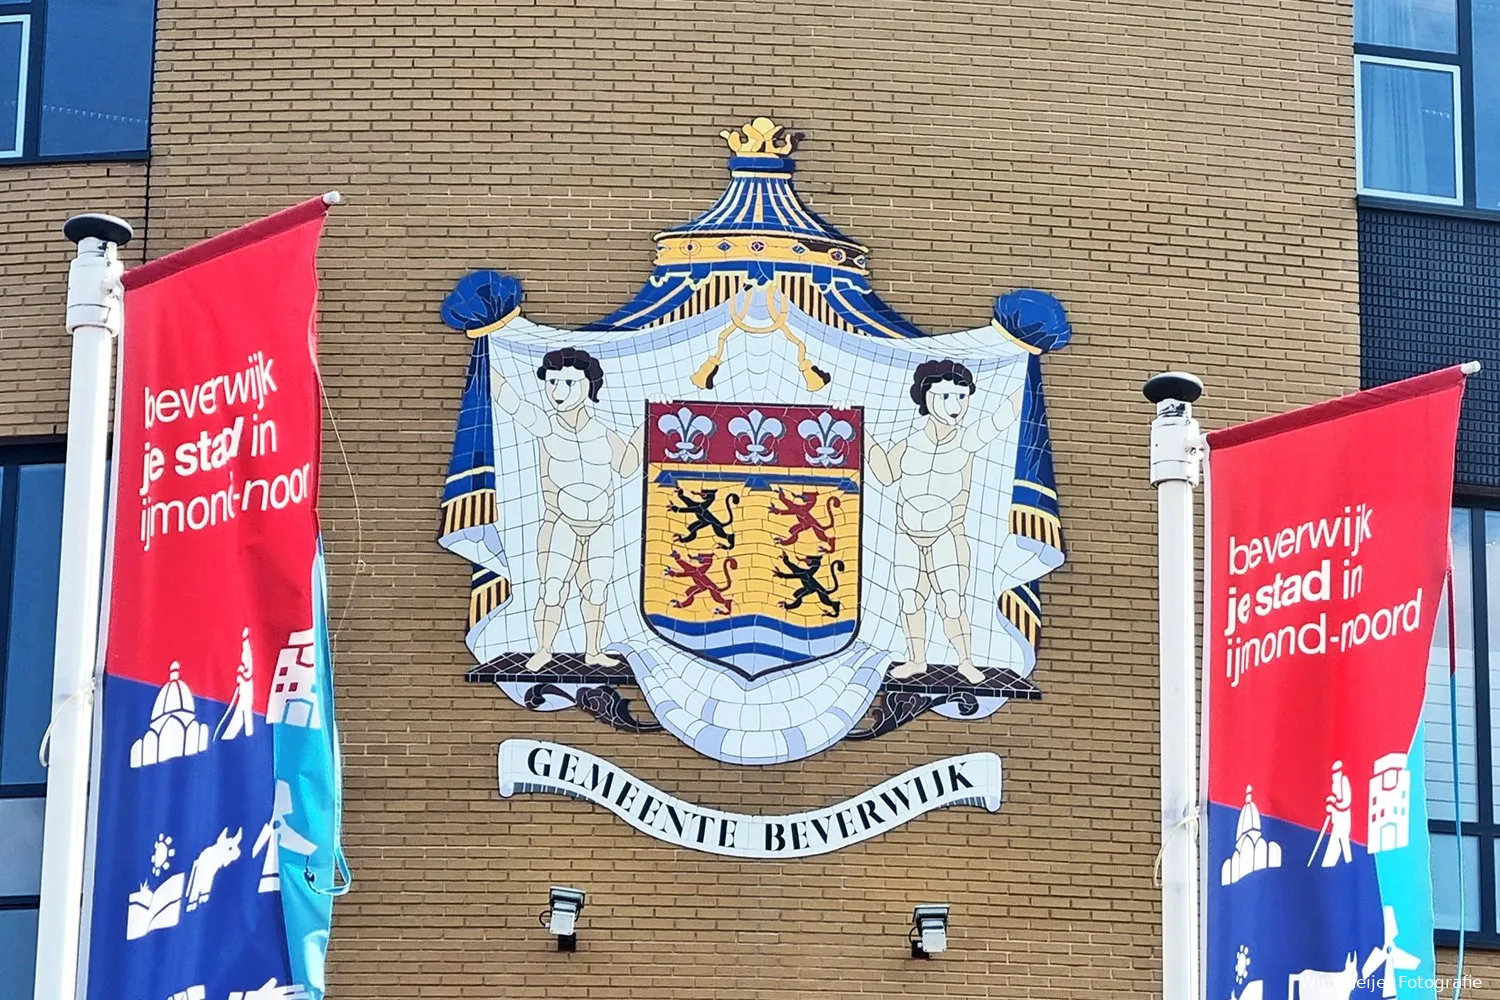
[768,488,841,552]
[663,550,737,615]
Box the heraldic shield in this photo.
[643,402,862,678]
[437,116,1072,766]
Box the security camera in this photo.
[545,886,586,951]
[911,904,950,958]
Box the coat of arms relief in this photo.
[438,117,1069,767]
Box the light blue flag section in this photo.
[1373,724,1436,1000]
[273,539,351,997]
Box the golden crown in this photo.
[720,116,797,157]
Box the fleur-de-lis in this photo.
[658,407,715,462]
[798,412,856,468]
[728,409,786,465]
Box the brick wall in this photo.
[0,0,1430,995]
[0,163,145,435]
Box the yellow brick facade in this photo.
[2,0,1490,995]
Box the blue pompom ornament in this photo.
[994,288,1071,353]
[441,270,525,333]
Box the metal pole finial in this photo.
[62,213,133,247]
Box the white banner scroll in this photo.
[498,739,1002,859]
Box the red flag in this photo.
[1203,367,1466,997]
[109,198,327,704]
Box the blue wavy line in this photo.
[646,613,855,641]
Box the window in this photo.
[1425,504,1500,946]
[0,0,154,163]
[1354,0,1500,212]
[1355,56,1462,203]
[0,441,66,1000]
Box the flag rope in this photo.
[1448,565,1465,1000]
[312,359,368,644]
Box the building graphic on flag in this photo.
[129,664,210,769]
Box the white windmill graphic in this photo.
[1361,905,1420,999]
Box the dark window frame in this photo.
[0,0,153,165]
[1354,0,1496,215]
[0,437,64,926]
[1433,498,1500,948]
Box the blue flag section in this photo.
[89,673,289,998]
[1204,780,1431,1000]
[1204,726,1436,1000]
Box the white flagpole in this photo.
[1145,371,1204,1000]
[34,214,133,1000]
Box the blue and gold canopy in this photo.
[586,118,932,338]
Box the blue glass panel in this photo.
[1359,60,1458,199]
[1430,833,1481,931]
[1475,0,1500,210]
[38,0,153,156]
[0,17,26,156]
[1356,0,1458,52]
[1423,510,1475,822]
[0,796,45,896]
[0,908,38,999]
[2,464,65,787]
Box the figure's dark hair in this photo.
[537,348,604,402]
[910,360,977,415]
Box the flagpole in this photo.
[34,214,133,1000]
[1145,371,1204,1000]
